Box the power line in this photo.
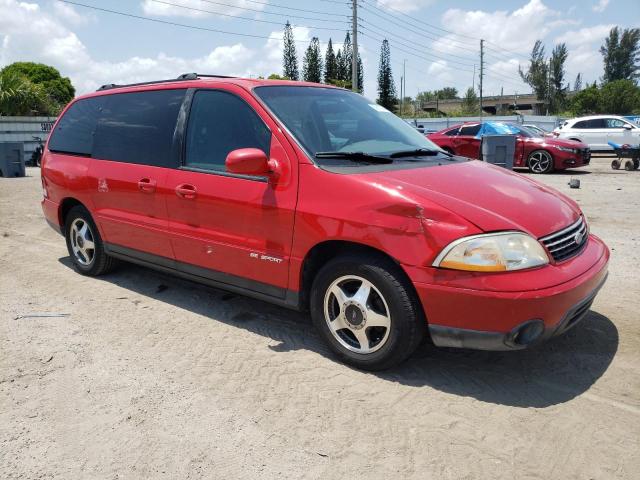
[206,0,349,17]
[149,0,347,31]
[197,0,349,23]
[57,0,318,44]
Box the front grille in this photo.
[540,216,588,262]
[580,148,591,164]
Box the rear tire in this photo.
[64,205,116,276]
[310,253,426,370]
[611,159,621,170]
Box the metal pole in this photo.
[479,39,484,119]
[351,0,358,92]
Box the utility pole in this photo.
[351,0,358,92]
[479,39,484,119]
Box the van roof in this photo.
[81,73,341,100]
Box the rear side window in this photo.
[185,90,271,172]
[459,124,481,136]
[93,89,185,167]
[574,119,605,129]
[48,97,104,155]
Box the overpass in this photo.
[421,93,544,115]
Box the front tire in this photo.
[528,149,554,174]
[64,205,115,276]
[310,254,426,370]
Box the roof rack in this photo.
[96,73,236,91]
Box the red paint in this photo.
[428,123,590,170]
[41,77,609,340]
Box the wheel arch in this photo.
[58,197,87,227]
[298,240,419,313]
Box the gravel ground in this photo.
[1,157,639,479]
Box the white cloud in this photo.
[376,0,434,14]
[0,0,293,95]
[141,0,265,19]
[554,24,613,85]
[592,0,610,13]
[51,1,92,25]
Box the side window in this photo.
[185,90,271,172]
[606,118,625,128]
[444,127,459,136]
[93,89,186,167]
[48,97,104,155]
[573,120,588,129]
[458,124,481,136]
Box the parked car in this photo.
[428,122,590,174]
[41,75,609,370]
[553,115,640,151]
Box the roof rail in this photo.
[96,73,235,91]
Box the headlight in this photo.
[433,232,549,272]
[554,146,576,153]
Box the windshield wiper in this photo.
[314,151,393,164]
[389,148,446,158]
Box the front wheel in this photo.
[528,150,554,174]
[310,254,426,370]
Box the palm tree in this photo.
[0,71,49,116]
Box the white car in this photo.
[553,115,640,151]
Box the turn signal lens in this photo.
[434,232,549,272]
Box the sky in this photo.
[0,0,638,102]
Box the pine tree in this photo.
[460,87,479,115]
[335,50,344,80]
[342,32,352,81]
[324,39,337,83]
[376,39,397,110]
[600,27,640,84]
[303,37,323,83]
[357,53,364,93]
[574,73,582,91]
[549,43,568,113]
[519,40,548,105]
[282,21,299,80]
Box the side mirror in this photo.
[623,125,633,130]
[225,148,270,176]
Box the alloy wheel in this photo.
[70,218,96,266]
[528,151,552,173]
[323,275,392,354]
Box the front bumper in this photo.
[428,272,607,350]
[409,234,609,351]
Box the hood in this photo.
[366,161,580,238]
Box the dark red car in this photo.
[428,122,591,173]
[41,75,608,370]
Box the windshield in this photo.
[254,86,443,162]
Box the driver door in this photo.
[165,86,298,298]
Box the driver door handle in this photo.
[138,178,157,193]
[175,183,197,200]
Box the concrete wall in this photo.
[0,116,57,162]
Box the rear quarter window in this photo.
[48,97,105,156]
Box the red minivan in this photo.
[41,74,609,370]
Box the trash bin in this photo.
[0,143,25,177]
[481,135,516,169]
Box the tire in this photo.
[527,149,554,174]
[310,253,426,371]
[625,160,635,171]
[64,205,116,276]
[611,159,621,170]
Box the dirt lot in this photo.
[1,157,639,479]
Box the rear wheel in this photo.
[64,205,115,276]
[310,254,425,370]
[528,150,554,174]
[611,159,621,170]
